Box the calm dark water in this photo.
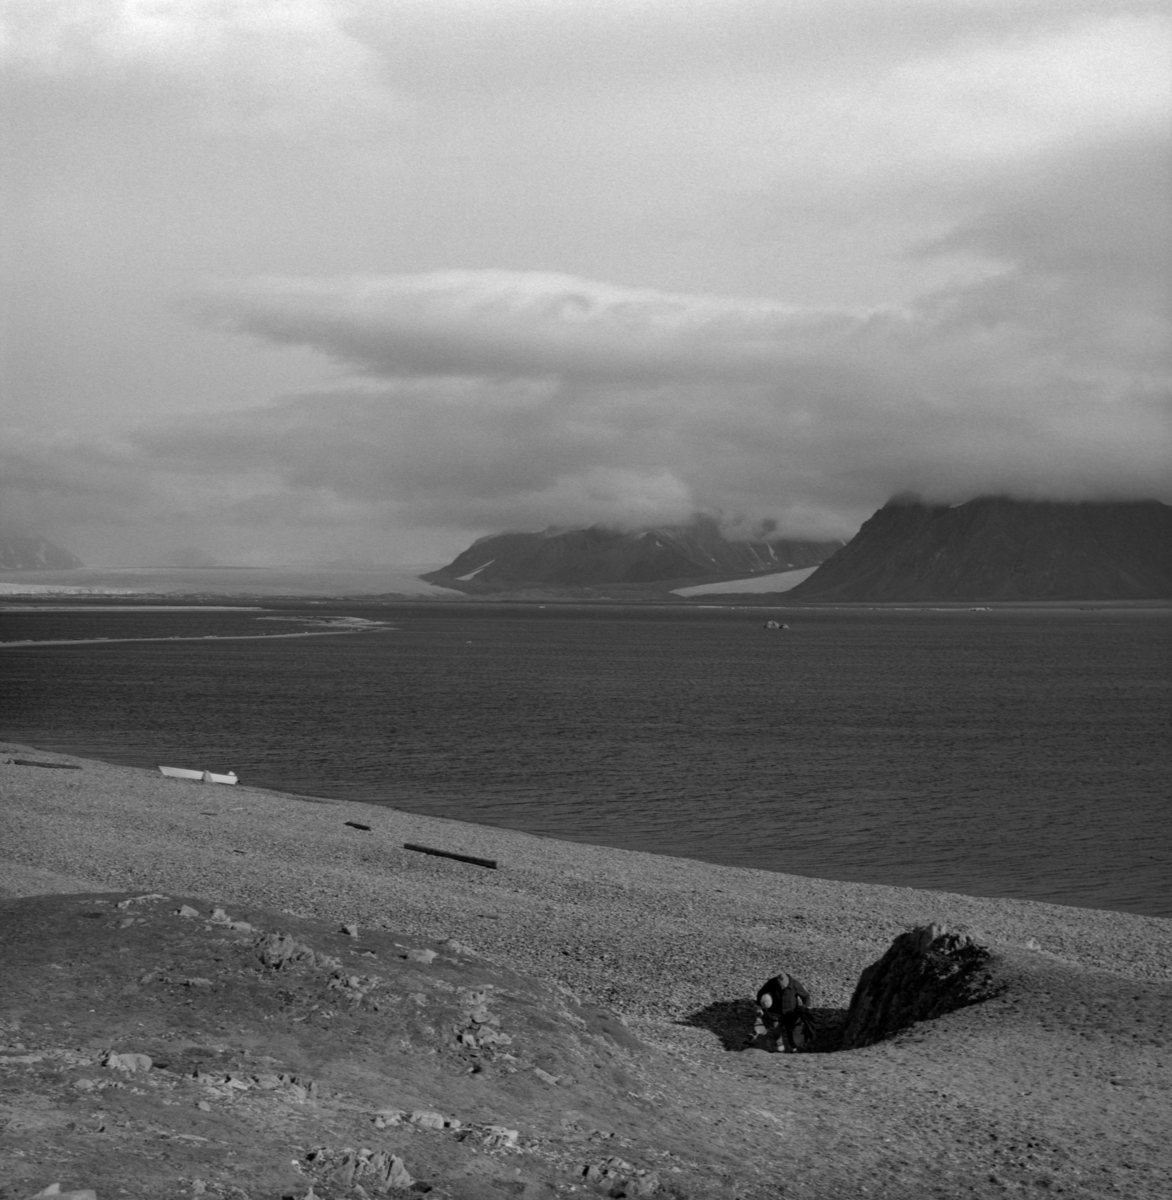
[2,603,1169,917]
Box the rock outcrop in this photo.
[840,923,1001,1049]
[423,515,842,591]
[788,495,1172,602]
[0,534,83,570]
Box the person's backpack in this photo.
[790,1007,816,1050]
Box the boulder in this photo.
[840,923,1001,1049]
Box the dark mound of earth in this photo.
[423,518,841,592]
[841,924,1002,1049]
[788,495,1172,602]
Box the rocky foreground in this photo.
[1,746,1170,1200]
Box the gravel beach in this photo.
[4,742,1169,1034]
[4,741,1172,1199]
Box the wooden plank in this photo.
[403,842,498,870]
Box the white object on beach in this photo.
[158,765,238,785]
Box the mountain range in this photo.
[10,497,1170,600]
[422,516,843,592]
[0,534,83,571]
[787,495,1172,602]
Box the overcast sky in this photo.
[2,0,1169,566]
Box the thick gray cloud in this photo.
[163,126,1169,538]
[2,1,1168,563]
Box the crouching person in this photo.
[754,970,812,1053]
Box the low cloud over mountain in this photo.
[423,516,842,592]
[2,3,1167,565]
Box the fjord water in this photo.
[2,604,1169,917]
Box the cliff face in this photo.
[787,496,1172,602]
[423,517,842,591]
[0,534,83,570]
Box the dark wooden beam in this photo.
[403,843,498,870]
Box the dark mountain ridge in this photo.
[0,533,83,571]
[788,495,1172,602]
[423,516,843,592]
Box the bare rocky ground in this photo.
[2,746,1170,1200]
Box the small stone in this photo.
[1024,937,1042,950]
[176,906,200,919]
[386,1157,414,1189]
[332,1154,359,1188]
[443,939,474,955]
[29,1187,99,1200]
[533,1067,559,1085]
[102,1052,152,1074]
[184,978,214,989]
[483,1126,519,1149]
[341,924,359,938]
[117,894,166,908]
[410,1109,448,1130]
[407,948,436,964]
[197,1101,211,1111]
[255,932,317,970]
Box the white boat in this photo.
[159,765,238,785]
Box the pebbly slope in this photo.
[3,746,1171,1199]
